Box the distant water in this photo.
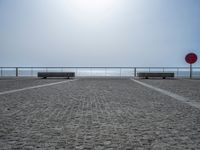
[1,68,200,77]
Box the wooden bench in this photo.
[38,72,75,79]
[137,72,174,79]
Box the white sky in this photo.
[0,0,200,67]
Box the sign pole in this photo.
[190,64,192,79]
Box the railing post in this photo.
[1,67,2,77]
[177,68,179,77]
[16,67,18,77]
[31,67,33,76]
[134,67,136,77]
[76,68,78,77]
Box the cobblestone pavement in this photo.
[0,78,200,149]
[140,78,200,104]
[0,77,69,92]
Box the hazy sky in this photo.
[0,0,200,67]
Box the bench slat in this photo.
[38,72,75,78]
[137,72,174,79]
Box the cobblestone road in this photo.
[139,78,200,104]
[0,78,200,149]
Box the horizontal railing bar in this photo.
[0,67,200,69]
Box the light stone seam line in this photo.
[131,78,200,110]
[0,79,78,96]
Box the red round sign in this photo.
[185,53,198,64]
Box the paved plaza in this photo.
[0,78,200,149]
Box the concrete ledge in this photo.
[137,72,174,79]
[38,72,75,79]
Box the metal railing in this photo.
[0,67,200,77]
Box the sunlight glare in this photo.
[67,0,120,18]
